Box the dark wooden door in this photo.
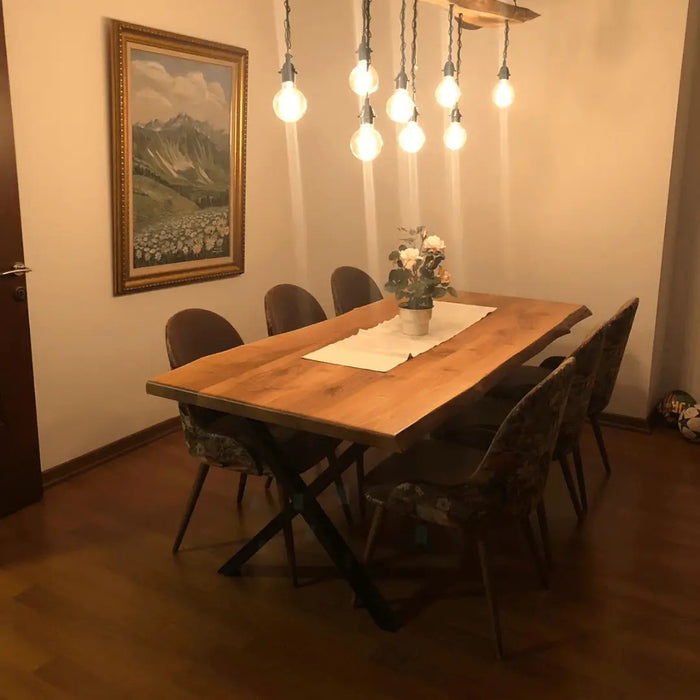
[0,0,42,516]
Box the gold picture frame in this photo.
[110,20,248,295]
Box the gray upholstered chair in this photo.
[359,359,576,659]
[166,308,340,586]
[437,323,606,520]
[487,298,639,496]
[263,285,360,523]
[330,266,383,316]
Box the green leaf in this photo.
[388,250,400,261]
[433,287,447,298]
[447,286,457,296]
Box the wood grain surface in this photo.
[147,292,590,451]
[422,0,539,27]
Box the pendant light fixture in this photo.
[399,0,425,153]
[350,97,384,162]
[492,13,515,109]
[386,0,414,123]
[435,4,461,109]
[349,0,379,96]
[444,13,467,151]
[273,0,307,123]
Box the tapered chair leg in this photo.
[265,476,273,490]
[352,505,385,607]
[520,515,548,589]
[236,473,248,506]
[558,453,583,520]
[476,537,504,660]
[172,463,210,554]
[355,454,366,521]
[572,440,588,512]
[590,414,611,474]
[276,482,299,587]
[536,501,552,566]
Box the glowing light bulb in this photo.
[273,81,307,123]
[399,120,426,154]
[492,78,514,109]
[435,75,461,108]
[349,60,379,96]
[350,123,383,162]
[444,121,467,151]
[386,88,415,123]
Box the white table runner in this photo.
[303,302,496,372]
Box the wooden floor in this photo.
[1,425,699,698]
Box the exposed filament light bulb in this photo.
[435,62,461,108]
[398,110,426,153]
[493,73,514,109]
[350,98,383,162]
[349,42,379,96]
[273,54,307,123]
[443,106,467,151]
[386,72,414,123]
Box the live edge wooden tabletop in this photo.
[147,291,590,452]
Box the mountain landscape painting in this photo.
[111,21,247,294]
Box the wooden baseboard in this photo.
[596,411,654,434]
[42,417,181,488]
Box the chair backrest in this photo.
[166,308,243,369]
[469,358,576,517]
[587,298,639,416]
[330,266,383,316]
[165,309,257,469]
[264,284,327,336]
[555,324,606,455]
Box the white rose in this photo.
[423,235,446,252]
[399,247,422,271]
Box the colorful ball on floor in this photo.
[657,390,696,426]
[678,404,700,443]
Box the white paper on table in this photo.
[302,301,497,372]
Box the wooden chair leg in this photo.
[536,501,552,566]
[572,440,588,512]
[355,454,366,521]
[558,453,583,520]
[265,476,273,490]
[276,482,298,587]
[476,537,504,660]
[236,473,248,506]
[520,515,548,589]
[590,414,611,474]
[172,463,209,554]
[352,505,385,607]
[334,477,354,528]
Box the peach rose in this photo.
[399,247,422,271]
[423,235,446,252]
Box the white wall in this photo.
[4,0,304,469]
[4,0,691,469]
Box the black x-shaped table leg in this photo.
[217,423,399,632]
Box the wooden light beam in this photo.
[420,0,539,29]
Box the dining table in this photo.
[146,291,591,631]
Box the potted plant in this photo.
[385,226,457,336]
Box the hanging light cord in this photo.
[364,0,373,65]
[399,0,407,77]
[456,13,463,83]
[410,0,418,102]
[447,4,454,65]
[501,20,510,69]
[283,0,292,56]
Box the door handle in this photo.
[1,262,32,277]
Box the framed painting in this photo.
[110,21,248,295]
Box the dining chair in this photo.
[358,358,576,659]
[330,266,383,316]
[263,284,361,523]
[436,324,606,520]
[489,298,639,485]
[166,308,341,586]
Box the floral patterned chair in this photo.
[436,323,606,521]
[330,266,383,316]
[166,308,342,586]
[359,358,576,659]
[264,284,362,523]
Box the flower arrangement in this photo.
[385,226,457,309]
